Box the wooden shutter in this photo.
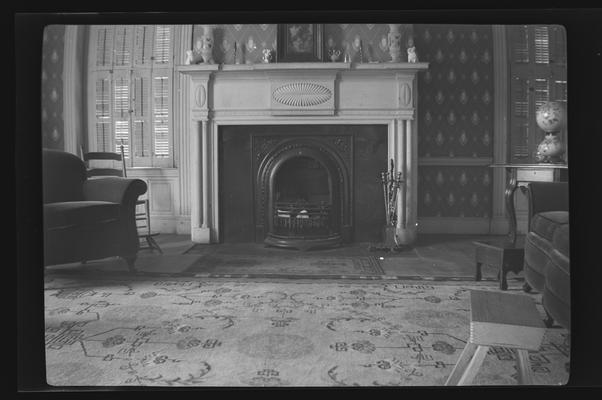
[112,69,131,163]
[94,26,114,69]
[507,25,567,164]
[88,25,174,168]
[153,25,173,66]
[94,71,112,152]
[113,26,133,67]
[131,70,152,166]
[152,70,171,166]
[134,25,155,66]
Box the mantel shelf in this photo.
[177,62,429,74]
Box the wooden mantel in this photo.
[176,61,429,244]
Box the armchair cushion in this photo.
[44,201,120,229]
[531,211,569,243]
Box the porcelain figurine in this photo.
[407,38,417,63]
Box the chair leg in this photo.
[544,310,555,328]
[123,256,137,273]
[146,236,163,254]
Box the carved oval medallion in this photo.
[273,82,332,107]
[195,84,207,108]
[400,82,412,107]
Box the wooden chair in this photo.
[82,145,162,254]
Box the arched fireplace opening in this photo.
[272,156,334,239]
[258,138,350,250]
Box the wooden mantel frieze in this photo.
[177,61,429,244]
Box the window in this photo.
[507,25,567,163]
[88,25,175,168]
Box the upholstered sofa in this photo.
[43,149,147,271]
[523,181,570,329]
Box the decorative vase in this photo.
[388,24,402,62]
[199,25,215,64]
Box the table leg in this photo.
[516,349,533,385]
[499,267,508,291]
[445,342,478,385]
[457,345,490,385]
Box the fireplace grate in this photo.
[273,201,331,235]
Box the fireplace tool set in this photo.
[369,159,410,252]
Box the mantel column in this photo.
[184,69,217,243]
[392,73,419,245]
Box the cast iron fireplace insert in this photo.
[255,135,352,250]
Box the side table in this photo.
[474,163,567,290]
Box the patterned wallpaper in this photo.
[41,25,65,150]
[192,24,414,64]
[414,25,494,218]
[418,166,492,218]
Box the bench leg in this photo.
[457,345,489,385]
[445,342,478,385]
[516,349,533,385]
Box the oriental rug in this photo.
[44,276,569,387]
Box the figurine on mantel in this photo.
[407,38,418,63]
[185,26,215,65]
[199,25,215,64]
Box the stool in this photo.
[445,290,546,386]
[474,240,524,290]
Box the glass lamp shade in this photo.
[534,101,566,163]
[536,101,566,133]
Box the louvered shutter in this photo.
[131,70,152,166]
[507,25,567,164]
[94,71,112,152]
[510,76,530,160]
[88,25,174,167]
[134,25,155,66]
[152,70,171,166]
[113,26,133,67]
[94,26,114,69]
[112,69,131,164]
[152,25,172,66]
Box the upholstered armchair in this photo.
[523,181,570,329]
[42,149,148,271]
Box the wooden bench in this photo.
[445,289,546,385]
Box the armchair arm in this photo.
[83,177,147,206]
[82,177,148,259]
[525,181,569,229]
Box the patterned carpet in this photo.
[44,275,570,387]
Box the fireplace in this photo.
[255,135,352,250]
[178,61,428,245]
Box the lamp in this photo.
[535,101,566,164]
